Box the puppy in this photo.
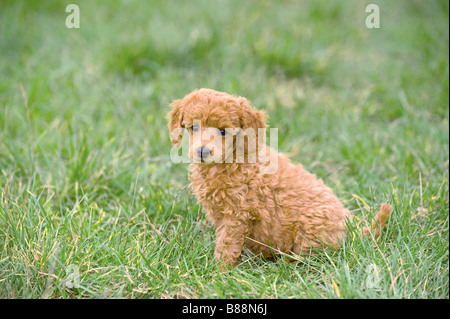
[168,88,391,266]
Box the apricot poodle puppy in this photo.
[168,88,391,267]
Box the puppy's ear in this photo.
[168,99,185,146]
[238,97,266,131]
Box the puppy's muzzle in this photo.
[196,146,211,160]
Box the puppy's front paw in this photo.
[215,251,240,269]
[218,259,239,272]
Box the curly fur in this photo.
[169,88,391,266]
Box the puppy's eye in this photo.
[190,125,199,132]
[219,129,226,136]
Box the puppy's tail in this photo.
[362,203,392,239]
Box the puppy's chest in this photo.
[190,175,259,213]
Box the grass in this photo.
[0,0,448,299]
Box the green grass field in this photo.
[0,0,448,299]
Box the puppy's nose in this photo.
[196,147,211,159]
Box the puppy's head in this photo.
[168,88,266,164]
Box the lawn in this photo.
[0,0,448,299]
